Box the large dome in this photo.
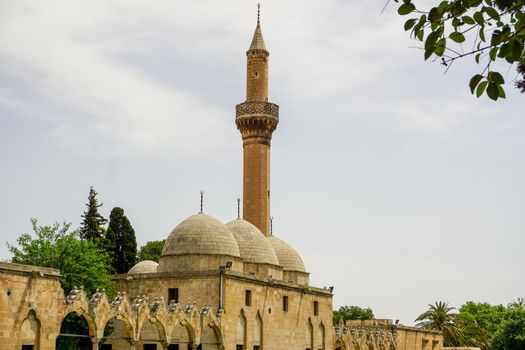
[161,213,241,258]
[226,219,279,265]
[128,260,158,274]
[268,235,306,272]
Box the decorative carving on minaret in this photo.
[235,5,279,236]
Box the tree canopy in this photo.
[333,305,375,324]
[456,301,506,349]
[137,239,166,262]
[7,218,114,296]
[395,0,525,99]
[492,299,525,350]
[106,207,137,274]
[79,186,107,243]
[416,299,525,350]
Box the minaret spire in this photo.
[235,6,279,236]
[249,5,267,52]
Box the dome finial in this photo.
[200,190,204,213]
[257,3,261,23]
[270,216,273,236]
[237,198,241,219]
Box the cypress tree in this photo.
[107,207,137,274]
[79,186,107,243]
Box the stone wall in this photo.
[0,262,65,350]
[335,320,443,350]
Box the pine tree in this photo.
[107,207,137,274]
[79,186,107,243]
[103,226,116,273]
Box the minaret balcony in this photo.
[235,101,279,119]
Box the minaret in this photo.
[236,4,279,236]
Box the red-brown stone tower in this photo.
[236,5,279,236]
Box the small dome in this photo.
[226,219,279,265]
[128,260,158,274]
[162,213,241,258]
[268,235,306,272]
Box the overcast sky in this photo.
[1,0,523,325]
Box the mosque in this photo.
[0,7,443,350]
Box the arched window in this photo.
[20,310,40,350]
[254,312,263,350]
[317,323,325,350]
[305,319,313,350]
[236,311,247,350]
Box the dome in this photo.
[226,219,279,265]
[128,260,158,274]
[161,213,241,258]
[268,235,306,272]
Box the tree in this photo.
[7,218,114,296]
[333,305,375,324]
[138,239,166,262]
[492,299,525,350]
[395,0,525,100]
[79,186,107,243]
[106,207,137,274]
[415,301,463,346]
[456,301,506,350]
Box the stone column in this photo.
[91,337,100,350]
[129,340,139,350]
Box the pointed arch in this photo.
[335,339,347,350]
[305,318,313,350]
[253,311,263,350]
[171,321,192,348]
[318,322,325,350]
[100,316,133,349]
[20,310,40,349]
[139,320,164,348]
[200,323,221,350]
[236,309,247,350]
[56,312,94,350]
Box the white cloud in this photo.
[0,1,234,157]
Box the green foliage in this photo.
[106,207,137,274]
[138,239,166,262]
[492,299,525,350]
[80,186,107,243]
[415,301,463,346]
[457,301,506,350]
[56,313,91,350]
[415,299,525,349]
[333,305,375,324]
[7,218,114,296]
[396,0,525,99]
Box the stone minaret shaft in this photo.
[235,13,279,236]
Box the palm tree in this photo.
[415,301,463,346]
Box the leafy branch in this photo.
[396,0,525,100]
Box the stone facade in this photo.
[0,262,64,350]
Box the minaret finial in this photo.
[257,3,260,23]
[200,190,204,213]
[270,216,273,235]
[236,198,241,219]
